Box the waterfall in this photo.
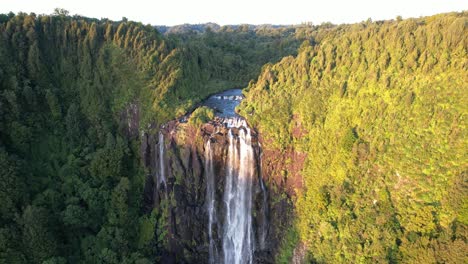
[202,90,265,263]
[222,127,254,264]
[205,140,218,264]
[259,176,268,250]
[158,131,166,187]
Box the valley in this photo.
[0,10,466,264]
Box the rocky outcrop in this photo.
[139,117,293,263]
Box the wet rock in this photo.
[140,112,292,263]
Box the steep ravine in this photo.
[139,91,294,263]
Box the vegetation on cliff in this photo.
[189,106,215,127]
[239,12,467,263]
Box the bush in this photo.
[188,106,215,127]
[341,127,358,152]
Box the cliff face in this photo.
[139,117,293,263]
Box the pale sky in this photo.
[2,0,467,26]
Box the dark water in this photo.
[202,89,244,118]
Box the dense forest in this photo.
[0,10,183,263]
[239,12,467,263]
[0,8,466,264]
[0,10,308,263]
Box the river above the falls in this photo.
[201,89,244,118]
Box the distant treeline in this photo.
[156,23,295,35]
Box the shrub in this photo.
[188,106,215,127]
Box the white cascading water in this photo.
[158,131,166,187]
[221,116,246,128]
[259,176,268,250]
[222,125,255,264]
[205,140,218,264]
[204,91,261,263]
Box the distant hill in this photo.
[155,22,295,34]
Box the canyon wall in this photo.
[138,117,293,263]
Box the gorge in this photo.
[0,11,466,264]
[142,90,273,263]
